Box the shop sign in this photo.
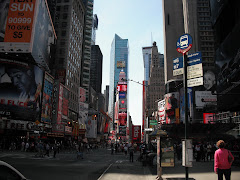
[0,119,50,132]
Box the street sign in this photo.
[176,34,193,54]
[187,77,203,87]
[173,52,203,80]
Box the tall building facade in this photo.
[51,0,85,117]
[148,42,165,117]
[90,45,102,93]
[108,34,129,126]
[81,0,94,100]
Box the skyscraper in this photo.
[81,0,94,101]
[108,34,129,127]
[90,45,103,93]
[52,0,85,116]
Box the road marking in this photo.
[97,163,113,180]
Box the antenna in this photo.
[151,32,153,45]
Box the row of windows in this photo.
[57,0,70,3]
[56,5,69,12]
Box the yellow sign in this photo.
[35,120,40,125]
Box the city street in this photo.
[0,148,154,180]
[1,148,240,180]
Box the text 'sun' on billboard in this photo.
[4,0,36,43]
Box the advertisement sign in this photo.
[41,72,54,123]
[114,101,119,123]
[117,84,127,92]
[158,100,165,123]
[57,83,63,124]
[2,0,36,43]
[79,87,86,103]
[78,102,88,125]
[117,61,125,68]
[119,112,127,126]
[31,0,56,68]
[52,123,64,133]
[164,92,179,110]
[119,126,126,135]
[0,59,43,121]
[203,113,215,124]
[119,92,126,99]
[62,86,69,120]
[132,125,141,143]
[0,119,51,132]
[119,99,127,109]
[86,116,97,138]
[0,0,56,70]
[195,91,217,109]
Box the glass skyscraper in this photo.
[108,34,129,126]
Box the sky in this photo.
[93,0,164,126]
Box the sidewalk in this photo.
[148,159,240,180]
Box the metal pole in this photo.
[183,53,189,180]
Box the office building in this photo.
[81,0,94,100]
[90,45,103,93]
[52,0,85,118]
[108,34,129,127]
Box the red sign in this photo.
[132,125,141,143]
[117,84,127,92]
[203,113,215,124]
[119,113,127,126]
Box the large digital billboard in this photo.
[41,72,54,123]
[0,58,43,121]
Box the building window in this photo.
[59,58,64,64]
[61,30,66,36]
[63,13,68,19]
[62,22,67,28]
[64,5,69,12]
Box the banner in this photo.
[3,0,36,43]
[41,72,54,123]
[0,59,43,121]
[132,125,141,143]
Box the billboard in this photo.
[86,116,97,138]
[62,85,69,120]
[78,102,88,125]
[0,0,56,71]
[164,92,179,110]
[0,0,36,44]
[203,113,215,124]
[117,61,125,68]
[0,59,43,121]
[119,92,126,99]
[41,72,54,123]
[158,100,165,124]
[118,112,127,126]
[195,91,217,109]
[132,125,141,143]
[119,99,127,109]
[79,87,86,103]
[117,84,127,92]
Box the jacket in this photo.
[214,148,234,173]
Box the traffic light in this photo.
[67,121,72,127]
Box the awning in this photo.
[150,129,168,137]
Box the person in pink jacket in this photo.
[214,140,234,180]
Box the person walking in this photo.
[53,143,58,158]
[129,146,134,162]
[214,140,234,180]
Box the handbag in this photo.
[228,150,233,163]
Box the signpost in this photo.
[176,34,193,180]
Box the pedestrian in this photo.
[214,140,234,180]
[53,143,58,158]
[25,142,29,152]
[45,143,50,157]
[129,146,134,162]
[21,141,25,152]
[124,144,128,156]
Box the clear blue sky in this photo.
[94,0,164,126]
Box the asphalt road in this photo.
[0,149,154,180]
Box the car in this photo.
[0,160,29,180]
